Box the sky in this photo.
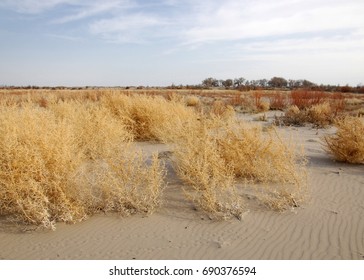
[0,0,363,87]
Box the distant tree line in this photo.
[1,77,364,93]
[196,76,364,93]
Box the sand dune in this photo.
[0,123,363,260]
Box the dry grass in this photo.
[216,123,308,210]
[209,100,235,120]
[324,116,364,164]
[281,102,336,127]
[100,93,196,141]
[345,97,364,106]
[166,114,307,214]
[167,119,246,220]
[49,100,133,160]
[280,105,306,126]
[0,89,310,227]
[0,104,85,229]
[290,89,327,109]
[257,100,270,112]
[269,92,288,110]
[185,95,200,106]
[0,97,165,229]
[307,102,335,127]
[75,150,165,216]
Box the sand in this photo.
[0,113,363,260]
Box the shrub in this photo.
[100,93,196,141]
[324,116,364,164]
[216,123,308,210]
[75,149,165,216]
[330,92,345,116]
[49,100,133,159]
[0,90,310,226]
[0,99,166,229]
[0,104,85,229]
[185,95,200,106]
[290,89,327,109]
[281,105,307,126]
[170,119,245,220]
[257,101,270,112]
[168,116,307,214]
[210,100,235,120]
[100,93,160,141]
[228,93,244,107]
[281,103,335,127]
[269,92,287,110]
[307,102,334,127]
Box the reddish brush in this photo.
[290,89,328,109]
[269,91,287,110]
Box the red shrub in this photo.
[329,92,345,116]
[290,89,328,109]
[269,92,287,110]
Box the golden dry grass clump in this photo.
[216,123,307,210]
[0,103,86,229]
[49,100,133,160]
[75,149,165,216]
[209,100,235,121]
[282,102,335,127]
[0,97,165,229]
[185,95,200,107]
[167,119,245,220]
[100,93,197,141]
[166,114,307,215]
[324,116,364,164]
[257,101,270,112]
[307,102,334,127]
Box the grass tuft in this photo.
[0,98,165,229]
[324,116,364,164]
[282,102,335,127]
[216,123,308,210]
[167,115,307,214]
[170,119,245,220]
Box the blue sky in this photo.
[0,0,363,86]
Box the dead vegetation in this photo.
[280,102,337,127]
[161,113,308,215]
[216,122,307,211]
[0,96,166,230]
[100,93,196,141]
[324,116,364,164]
[163,118,245,220]
[0,88,315,228]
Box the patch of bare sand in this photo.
[0,126,363,260]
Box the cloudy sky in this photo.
[0,0,363,86]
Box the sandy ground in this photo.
[0,112,363,260]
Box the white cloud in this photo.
[1,0,363,85]
[183,0,364,45]
[234,34,364,57]
[3,0,364,45]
